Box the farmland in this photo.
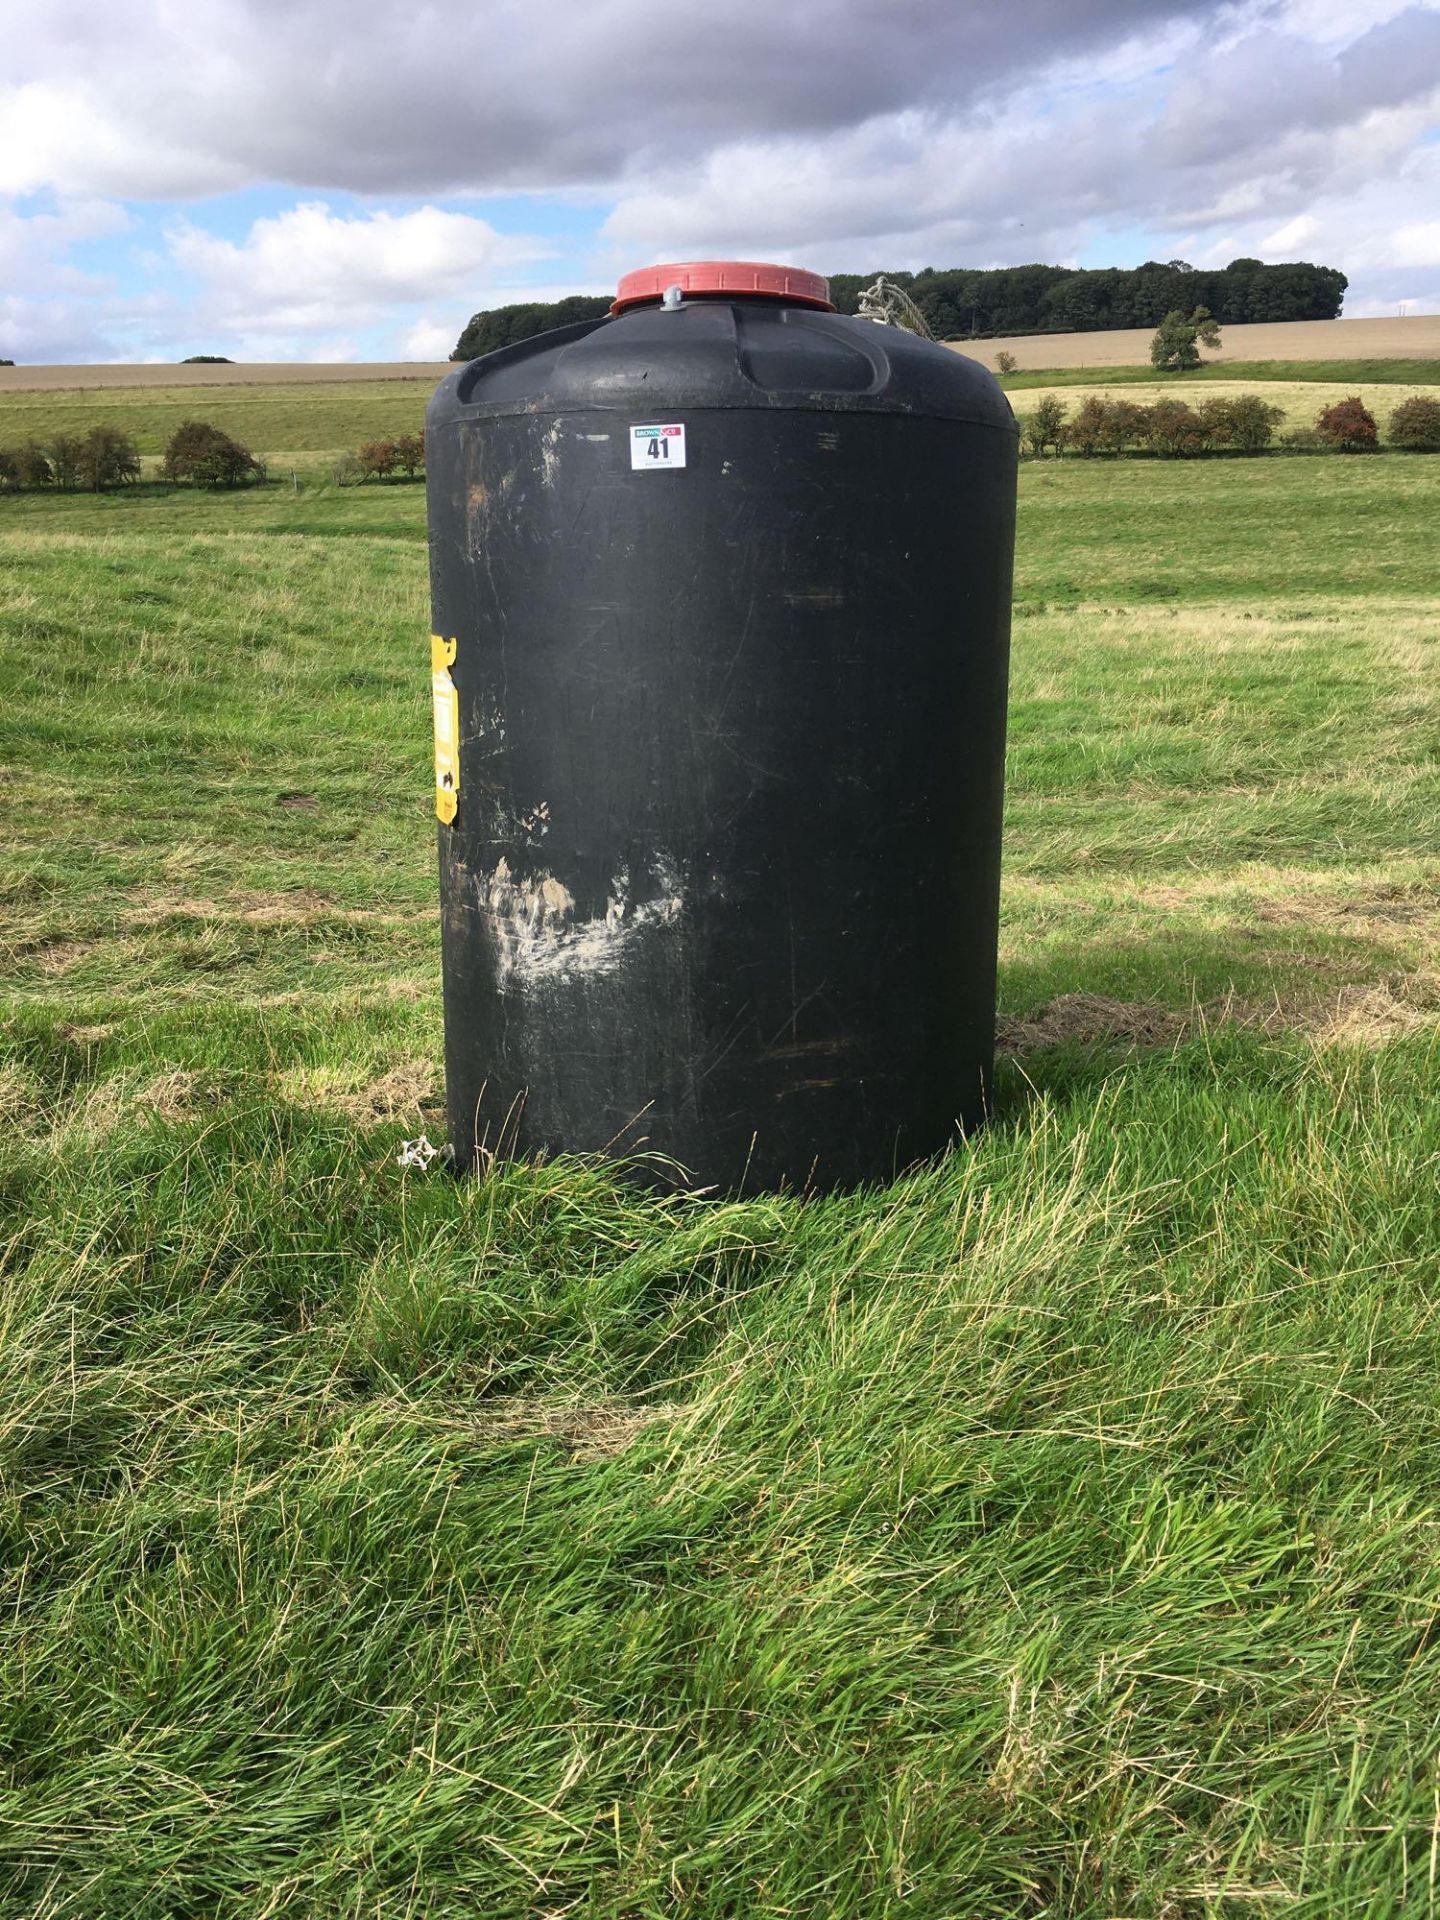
[0,376,437,462]
[964,311,1440,373]
[2,371,1440,1916]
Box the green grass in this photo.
[1002,357,1440,391]
[2,442,1440,1915]
[0,376,435,458]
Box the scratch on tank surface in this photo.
[460,693,506,755]
[479,854,684,986]
[775,1076,842,1099]
[540,418,564,487]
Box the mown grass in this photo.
[2,434,1439,1915]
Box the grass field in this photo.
[3,386,1440,1915]
[0,360,450,391]
[0,377,435,460]
[2,356,1436,474]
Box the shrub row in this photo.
[0,420,268,493]
[1024,393,1285,457]
[0,426,141,492]
[332,433,425,485]
[1021,392,1440,458]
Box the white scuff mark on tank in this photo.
[539,419,564,488]
[582,433,611,442]
[462,694,506,758]
[482,853,684,986]
[516,800,550,843]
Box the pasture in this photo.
[2,372,1440,1917]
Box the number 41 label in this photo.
[630,423,686,470]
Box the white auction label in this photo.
[630,423,686,470]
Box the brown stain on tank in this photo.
[783,589,845,609]
[775,1076,843,1099]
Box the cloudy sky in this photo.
[2,0,1438,363]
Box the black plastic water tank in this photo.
[426,260,1017,1191]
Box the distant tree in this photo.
[161,420,264,487]
[332,452,364,487]
[1145,399,1208,456]
[12,443,54,488]
[1387,394,1440,452]
[393,431,425,476]
[1023,395,1067,457]
[49,434,85,489]
[1196,394,1286,452]
[181,355,233,364]
[0,449,16,490]
[994,350,1018,375]
[1150,307,1222,373]
[77,426,141,490]
[357,439,400,480]
[0,358,13,367]
[1314,396,1379,452]
[452,294,612,361]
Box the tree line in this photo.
[0,420,266,493]
[451,258,1346,358]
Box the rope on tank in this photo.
[856,277,934,338]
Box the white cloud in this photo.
[166,201,552,341]
[401,316,462,360]
[171,202,546,304]
[0,196,136,361]
[1391,220,1440,267]
[0,83,244,200]
[1260,214,1323,251]
[0,196,129,287]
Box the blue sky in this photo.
[3,0,1438,363]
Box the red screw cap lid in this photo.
[612,260,833,314]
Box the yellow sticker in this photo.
[430,634,459,824]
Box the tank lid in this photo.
[611,260,834,314]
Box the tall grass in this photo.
[1,440,1439,1914]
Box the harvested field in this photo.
[0,358,450,391]
[959,310,1440,372]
